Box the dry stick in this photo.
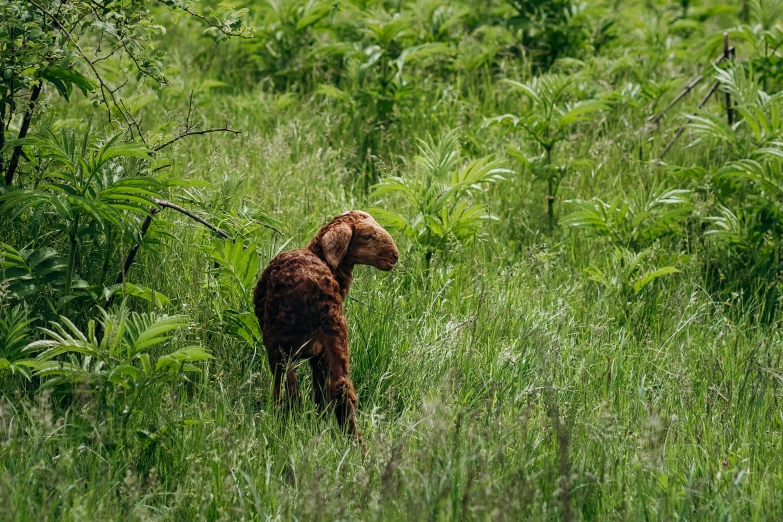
[115,199,233,286]
[648,50,731,124]
[660,80,722,159]
[723,33,733,125]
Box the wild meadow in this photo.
[2,0,783,519]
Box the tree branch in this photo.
[660,80,722,159]
[153,198,233,240]
[5,82,43,187]
[648,49,732,125]
[152,91,241,151]
[27,0,142,139]
[160,1,252,39]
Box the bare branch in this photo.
[649,48,732,124]
[153,125,241,152]
[660,80,722,159]
[152,163,172,173]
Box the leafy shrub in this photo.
[0,129,164,318]
[315,9,452,158]
[225,0,334,90]
[506,0,615,70]
[487,73,606,228]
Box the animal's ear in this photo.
[321,223,352,268]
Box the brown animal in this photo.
[253,210,399,438]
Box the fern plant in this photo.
[27,305,212,389]
[684,64,783,249]
[206,239,263,348]
[23,303,212,441]
[370,131,510,265]
[712,0,783,86]
[561,186,692,251]
[584,246,681,300]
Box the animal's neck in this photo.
[334,263,354,300]
[306,242,354,299]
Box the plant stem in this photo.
[546,145,554,230]
[0,90,6,175]
[99,228,113,286]
[64,213,80,314]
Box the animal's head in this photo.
[309,210,399,271]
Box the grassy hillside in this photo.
[2,0,783,519]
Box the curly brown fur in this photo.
[253,210,399,439]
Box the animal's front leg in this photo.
[268,351,301,409]
[310,355,329,413]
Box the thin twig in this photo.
[152,92,241,151]
[152,163,172,173]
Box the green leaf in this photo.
[366,208,409,231]
[556,101,608,128]
[296,2,332,30]
[155,345,213,372]
[315,84,352,102]
[41,67,95,99]
[633,267,680,294]
[103,283,171,308]
[131,315,190,354]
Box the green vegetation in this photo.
[2,0,783,519]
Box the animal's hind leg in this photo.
[321,334,359,438]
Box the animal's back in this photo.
[254,249,342,354]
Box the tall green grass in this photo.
[3,1,783,520]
